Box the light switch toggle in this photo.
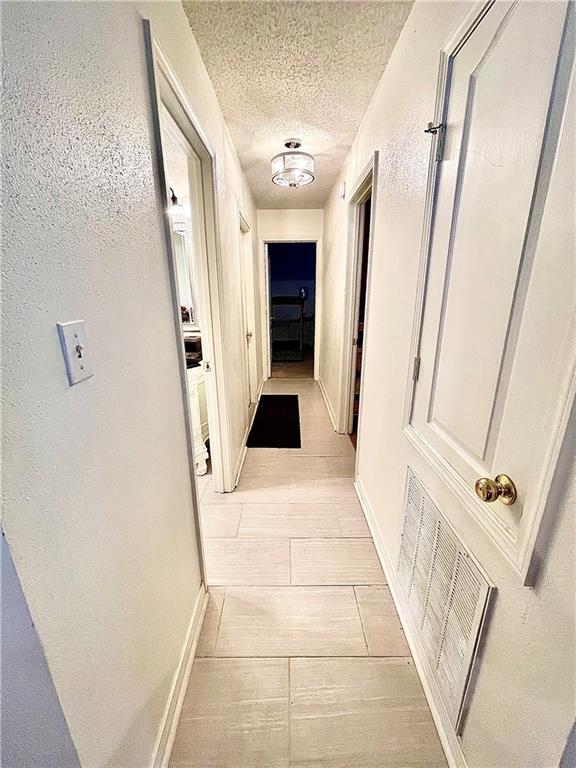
[57,320,94,386]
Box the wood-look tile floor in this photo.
[171,379,447,768]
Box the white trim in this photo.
[262,242,272,380]
[151,584,208,768]
[233,376,265,487]
[354,477,468,768]
[338,154,379,435]
[142,20,206,580]
[317,376,338,432]
[146,28,236,493]
[238,212,258,405]
[263,238,320,381]
[239,212,251,234]
[402,1,494,431]
[401,0,576,582]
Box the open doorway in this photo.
[147,36,237,505]
[267,242,316,378]
[349,197,371,447]
[342,156,377,450]
[160,109,214,477]
[239,216,259,405]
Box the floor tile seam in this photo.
[217,501,357,507]
[210,586,227,656]
[287,651,292,759]
[234,504,244,538]
[289,581,387,587]
[239,473,355,479]
[210,535,372,542]
[352,585,370,656]
[212,583,358,589]
[206,584,375,590]
[194,654,413,661]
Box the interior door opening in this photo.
[267,242,316,379]
[239,217,258,405]
[160,108,214,479]
[349,195,372,448]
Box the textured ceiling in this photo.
[182,0,413,208]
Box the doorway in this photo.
[160,108,214,479]
[349,197,371,446]
[239,216,258,404]
[146,32,237,504]
[267,242,316,378]
[343,159,376,449]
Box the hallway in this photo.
[171,379,447,767]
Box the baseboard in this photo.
[317,376,338,432]
[354,476,469,768]
[151,583,208,768]
[233,377,265,488]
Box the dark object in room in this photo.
[247,395,301,448]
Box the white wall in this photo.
[1,536,81,768]
[321,2,576,767]
[2,2,260,766]
[257,209,324,242]
[318,183,349,423]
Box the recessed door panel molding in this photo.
[405,0,575,580]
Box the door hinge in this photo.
[424,121,446,163]
[204,361,212,372]
[412,355,421,382]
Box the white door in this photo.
[409,0,575,579]
[239,221,258,403]
[348,200,368,434]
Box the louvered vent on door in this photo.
[398,467,493,731]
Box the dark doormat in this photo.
[247,395,301,448]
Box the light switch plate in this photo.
[56,320,94,386]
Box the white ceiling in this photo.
[182,1,413,208]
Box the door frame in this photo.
[263,239,319,379]
[401,0,576,582]
[143,23,235,499]
[339,153,379,437]
[239,213,258,404]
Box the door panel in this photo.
[410,0,575,577]
[240,224,258,403]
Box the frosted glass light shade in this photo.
[271,151,315,188]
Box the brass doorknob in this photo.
[474,474,517,505]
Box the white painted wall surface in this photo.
[257,208,324,242]
[318,183,349,422]
[1,536,81,768]
[2,2,259,766]
[321,2,576,766]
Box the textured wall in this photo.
[321,2,576,766]
[2,2,258,766]
[257,209,324,241]
[1,536,81,768]
[182,1,414,208]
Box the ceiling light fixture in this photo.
[271,139,315,189]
